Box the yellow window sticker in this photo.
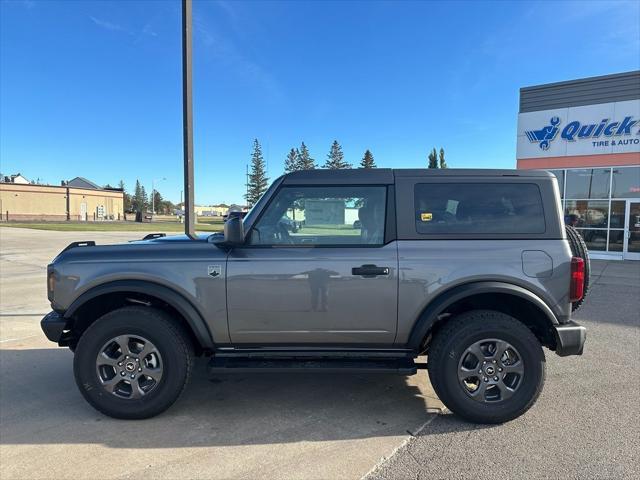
[420,212,433,222]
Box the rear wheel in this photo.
[565,225,590,311]
[428,310,545,424]
[73,306,193,419]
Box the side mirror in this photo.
[224,216,245,245]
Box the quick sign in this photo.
[517,99,640,159]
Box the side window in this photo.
[414,183,545,235]
[250,185,387,246]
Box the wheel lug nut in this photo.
[492,360,497,364]
[483,377,488,382]
[498,368,503,372]
[138,368,142,372]
[125,355,129,359]
[494,376,499,381]
[118,362,122,366]
[478,370,483,374]
[120,372,126,376]
[130,374,135,379]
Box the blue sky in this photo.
[1,0,639,204]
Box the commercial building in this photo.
[517,71,640,260]
[0,175,124,221]
[193,205,229,217]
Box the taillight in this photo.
[47,265,55,302]
[570,257,585,302]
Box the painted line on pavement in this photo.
[0,335,40,343]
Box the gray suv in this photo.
[41,169,587,423]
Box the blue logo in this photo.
[526,116,639,150]
[525,116,560,150]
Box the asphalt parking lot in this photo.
[1,226,639,479]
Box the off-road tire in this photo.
[73,306,193,419]
[428,310,545,424]
[565,224,590,311]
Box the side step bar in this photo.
[208,357,426,375]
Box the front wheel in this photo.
[428,310,545,424]
[73,306,193,419]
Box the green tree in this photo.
[324,140,351,169]
[297,142,315,170]
[246,139,269,206]
[140,185,149,212]
[152,189,163,213]
[427,148,438,168]
[439,148,447,168]
[132,180,143,212]
[360,149,376,168]
[160,200,176,215]
[118,180,131,211]
[284,148,299,173]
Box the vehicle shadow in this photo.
[0,348,482,449]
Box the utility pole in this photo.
[182,0,196,239]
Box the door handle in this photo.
[352,264,390,278]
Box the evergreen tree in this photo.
[297,142,315,170]
[152,190,163,213]
[140,185,149,212]
[439,148,447,168]
[324,140,351,169]
[360,149,376,168]
[246,139,269,206]
[118,180,131,211]
[427,148,438,168]
[284,148,299,173]
[133,180,143,212]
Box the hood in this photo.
[129,232,215,244]
[51,232,225,265]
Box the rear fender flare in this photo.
[407,281,559,350]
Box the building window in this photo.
[610,200,626,229]
[577,229,608,251]
[564,200,609,228]
[611,166,640,199]
[608,230,625,252]
[565,168,611,199]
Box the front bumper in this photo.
[41,311,68,343]
[553,321,587,356]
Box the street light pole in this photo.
[182,0,196,239]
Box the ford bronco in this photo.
[41,168,588,423]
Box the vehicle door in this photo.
[226,184,398,345]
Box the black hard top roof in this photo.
[281,168,553,185]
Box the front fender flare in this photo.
[63,280,214,349]
[407,281,559,350]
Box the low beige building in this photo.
[193,205,228,217]
[0,182,124,221]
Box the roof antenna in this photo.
[182,0,196,239]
